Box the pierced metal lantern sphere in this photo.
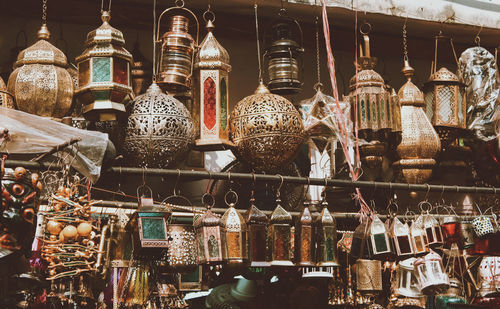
[0,77,15,108]
[229,83,305,172]
[123,83,195,168]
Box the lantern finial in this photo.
[402,59,415,80]
[37,24,50,40]
[254,81,271,95]
[101,10,111,23]
[206,19,215,32]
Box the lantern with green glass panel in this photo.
[75,11,133,121]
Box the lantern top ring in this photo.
[313,82,323,91]
[386,200,399,216]
[175,0,185,8]
[203,10,215,23]
[202,193,215,209]
[360,22,372,35]
[224,189,238,206]
[418,201,432,213]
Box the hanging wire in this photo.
[152,0,157,81]
[42,0,47,24]
[254,4,263,83]
[101,0,112,13]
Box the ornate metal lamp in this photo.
[75,10,133,121]
[8,1,73,119]
[194,201,227,264]
[268,196,294,266]
[0,77,15,108]
[296,201,314,266]
[392,217,414,257]
[414,250,449,295]
[164,214,198,274]
[193,11,232,150]
[355,259,383,293]
[244,192,269,267]
[315,200,339,267]
[221,191,247,266]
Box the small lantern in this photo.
[393,217,414,257]
[472,216,495,238]
[351,218,369,259]
[410,216,429,255]
[194,17,233,151]
[368,215,392,257]
[194,206,227,264]
[296,201,314,266]
[244,195,269,267]
[156,3,198,93]
[164,214,198,273]
[414,250,449,295]
[75,11,133,121]
[315,200,339,267]
[423,214,443,248]
[478,256,500,297]
[441,214,461,245]
[221,197,247,265]
[268,197,294,266]
[0,77,15,109]
[264,14,304,95]
[355,259,383,292]
[396,258,421,298]
[434,278,467,308]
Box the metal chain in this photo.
[315,16,321,88]
[402,19,408,62]
[42,0,47,24]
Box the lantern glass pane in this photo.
[426,227,435,243]
[371,99,377,122]
[248,225,267,261]
[458,88,464,125]
[141,218,165,239]
[273,225,291,260]
[424,90,434,121]
[364,99,369,121]
[413,235,424,253]
[78,60,90,86]
[203,77,217,130]
[92,57,111,82]
[113,58,129,85]
[220,78,228,131]
[373,233,389,253]
[324,226,336,261]
[208,233,220,259]
[437,85,454,123]
[94,90,110,101]
[226,231,242,259]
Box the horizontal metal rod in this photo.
[7,159,499,195]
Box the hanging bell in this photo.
[368,215,392,257]
[221,192,248,266]
[264,15,304,95]
[244,194,269,267]
[410,216,429,255]
[423,213,443,248]
[156,4,198,93]
[194,204,227,264]
[441,213,461,245]
[296,201,314,266]
[392,217,414,257]
[355,259,383,293]
[315,200,339,267]
[414,250,449,295]
[268,197,294,266]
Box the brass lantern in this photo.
[122,83,195,168]
[268,197,294,266]
[156,3,198,93]
[164,214,198,273]
[394,60,441,184]
[368,215,392,257]
[296,201,314,266]
[410,216,429,255]
[264,13,304,95]
[393,217,414,257]
[221,197,247,265]
[75,11,133,121]
[8,24,73,118]
[315,200,339,267]
[194,206,227,264]
[244,194,269,267]
[355,259,383,292]
[414,250,449,295]
[194,17,232,150]
[396,258,421,298]
[229,82,305,173]
[0,77,15,109]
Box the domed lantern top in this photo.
[195,20,231,72]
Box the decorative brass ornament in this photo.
[123,83,195,168]
[394,60,441,184]
[165,216,198,273]
[296,201,314,266]
[229,82,305,173]
[221,191,247,265]
[0,77,15,109]
[355,259,383,292]
[194,202,227,264]
[7,24,73,118]
[315,200,339,267]
[75,11,133,122]
[194,16,233,150]
[268,197,294,266]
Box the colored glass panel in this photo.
[203,77,217,130]
[78,60,90,86]
[93,90,110,101]
[141,218,165,240]
[373,233,388,253]
[220,78,228,131]
[113,58,129,85]
[361,99,366,122]
[92,57,111,82]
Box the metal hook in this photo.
[276,174,284,197]
[475,25,482,46]
[424,184,431,202]
[173,169,181,196]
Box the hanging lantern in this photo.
[393,217,414,257]
[296,201,314,266]
[164,214,198,274]
[193,16,232,151]
[268,197,294,266]
[221,194,247,266]
[368,215,392,257]
[156,2,198,93]
[229,82,305,172]
[122,83,195,168]
[395,60,441,184]
[414,250,449,295]
[423,213,443,248]
[244,194,269,267]
[315,200,339,267]
[8,24,73,118]
[472,215,495,238]
[75,11,133,121]
[434,278,467,308]
[441,213,461,245]
[355,259,383,292]
[264,11,304,95]
[396,258,421,298]
[351,218,369,259]
[410,216,429,255]
[478,256,500,297]
[0,77,15,109]
[131,41,152,97]
[194,205,227,264]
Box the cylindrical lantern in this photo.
[478,256,500,297]
[157,7,198,93]
[194,207,227,264]
[264,17,304,95]
[75,11,133,121]
[396,258,421,298]
[222,199,248,265]
[8,24,73,118]
[229,82,305,173]
[355,259,382,292]
[423,214,443,248]
[368,215,392,257]
[244,195,269,267]
[410,216,429,255]
[315,201,339,267]
[0,77,15,109]
[394,60,441,184]
[165,217,198,273]
[441,214,461,245]
[393,217,414,257]
[268,198,294,266]
[414,250,449,295]
[122,83,195,168]
[194,18,232,150]
[434,278,467,308]
[296,201,314,266]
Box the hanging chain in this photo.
[314,16,322,90]
[402,18,408,62]
[152,0,157,81]
[254,4,263,83]
[42,0,47,24]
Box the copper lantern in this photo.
[0,77,15,109]
[393,217,414,257]
[156,4,198,93]
[296,201,314,266]
[8,24,73,118]
[264,14,304,95]
[194,206,227,264]
[414,250,449,295]
[268,197,294,266]
[368,215,392,257]
[394,60,441,184]
[244,195,269,267]
[75,11,133,121]
[221,198,247,265]
[194,18,232,150]
[315,200,339,267]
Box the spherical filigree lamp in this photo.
[229,82,305,172]
[123,83,195,168]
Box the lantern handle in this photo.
[224,189,238,206]
[263,14,304,52]
[136,167,153,201]
[201,193,215,209]
[156,5,199,45]
[418,200,432,213]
